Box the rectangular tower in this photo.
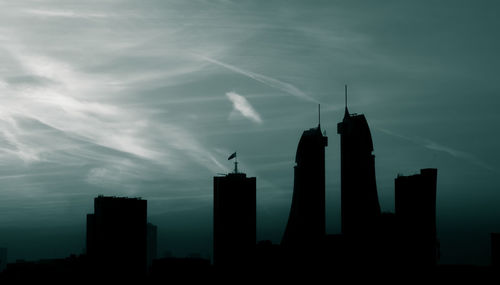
[395,168,438,266]
[147,223,158,270]
[86,196,148,277]
[492,233,500,267]
[0,248,6,272]
[213,172,256,267]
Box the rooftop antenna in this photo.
[344,84,350,118]
[318,104,321,127]
[345,84,348,108]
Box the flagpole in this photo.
[227,152,238,173]
[234,153,238,174]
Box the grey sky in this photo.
[0,0,499,264]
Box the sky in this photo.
[0,0,499,265]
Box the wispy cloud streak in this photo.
[0,48,228,190]
[23,9,108,19]
[378,128,498,173]
[197,54,317,103]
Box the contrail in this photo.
[196,54,318,103]
[378,128,499,173]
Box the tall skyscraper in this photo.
[86,196,148,277]
[282,124,328,247]
[213,166,256,267]
[337,86,381,235]
[395,168,438,266]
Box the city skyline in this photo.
[0,0,499,266]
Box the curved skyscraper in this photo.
[282,124,328,247]
[337,89,381,235]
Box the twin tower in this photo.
[282,89,381,247]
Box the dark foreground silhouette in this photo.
[1,88,500,282]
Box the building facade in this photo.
[86,196,148,277]
[395,168,438,266]
[213,172,256,267]
[337,106,381,235]
[282,125,328,248]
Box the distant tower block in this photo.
[337,85,381,235]
[492,233,500,267]
[0,247,6,272]
[395,168,438,266]
[282,122,328,247]
[213,168,256,267]
[147,223,158,270]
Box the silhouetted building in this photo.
[0,248,6,272]
[1,255,89,282]
[376,212,401,266]
[322,234,348,266]
[254,240,285,270]
[395,168,438,266]
[337,92,381,235]
[86,196,147,278]
[150,257,212,281]
[213,171,256,267]
[147,223,158,270]
[492,233,500,267]
[282,124,328,248]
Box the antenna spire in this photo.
[318,104,321,127]
[345,85,347,108]
[344,84,350,118]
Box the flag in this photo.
[228,152,237,160]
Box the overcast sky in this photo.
[0,0,499,265]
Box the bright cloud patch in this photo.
[226,92,262,124]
